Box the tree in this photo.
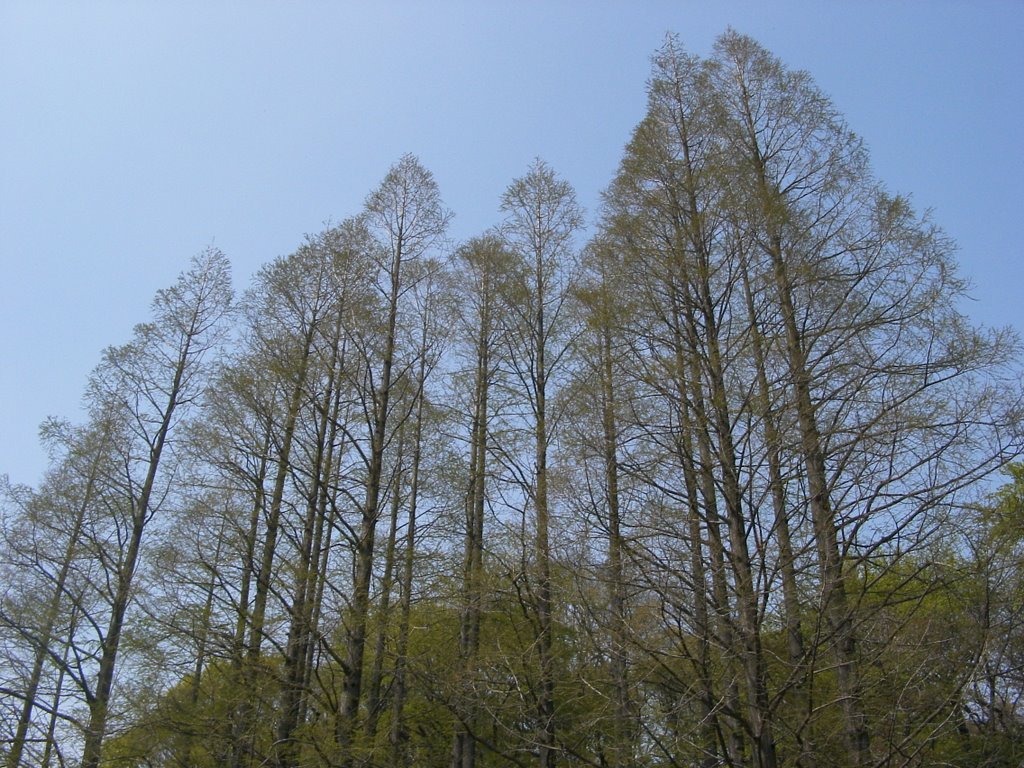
[498,158,583,768]
[959,464,1024,764]
[600,41,778,764]
[0,249,233,768]
[597,31,1023,767]
[218,235,347,768]
[447,234,515,768]
[0,415,121,768]
[77,247,232,768]
[2,46,1022,767]
[570,237,639,767]
[712,29,1021,764]
[335,154,450,766]
[270,220,375,768]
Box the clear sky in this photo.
[2,1,1022,487]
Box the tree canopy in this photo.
[1,33,1022,768]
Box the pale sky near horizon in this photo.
[2,1,1023,487]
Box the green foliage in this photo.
[102,658,281,768]
[3,33,1022,768]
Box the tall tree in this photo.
[0,415,119,768]
[223,229,360,768]
[596,32,1023,766]
[272,220,374,768]
[448,235,512,768]
[710,30,1023,763]
[78,247,232,768]
[574,238,638,768]
[499,158,583,768]
[336,154,450,766]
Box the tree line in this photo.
[2,32,1023,768]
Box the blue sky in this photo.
[2,1,1022,487]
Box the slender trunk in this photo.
[224,442,269,768]
[181,520,227,763]
[739,242,814,764]
[231,337,313,768]
[671,282,743,765]
[276,346,341,768]
[299,397,342,720]
[737,78,870,761]
[300,356,350,728]
[452,295,491,768]
[391,286,433,767]
[41,606,77,768]
[695,406,742,766]
[301,447,338,720]
[81,332,194,768]
[7,438,105,768]
[337,241,403,766]
[770,234,869,762]
[661,294,720,768]
[675,102,777,763]
[681,440,719,768]
[79,487,148,767]
[690,245,777,768]
[534,260,557,768]
[249,332,314,657]
[234,444,270,655]
[365,430,406,743]
[598,317,634,768]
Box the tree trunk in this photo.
[768,233,870,763]
[248,330,314,658]
[365,429,406,744]
[688,230,777,768]
[739,242,814,764]
[671,282,743,765]
[81,329,194,768]
[452,272,492,768]
[336,239,403,768]
[275,336,343,768]
[7,434,104,768]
